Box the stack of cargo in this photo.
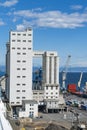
[67,84,76,92]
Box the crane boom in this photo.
[78,72,83,88]
[62,55,71,89]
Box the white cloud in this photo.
[16,24,25,31]
[14,10,87,29]
[70,5,83,10]
[0,19,5,26]
[0,0,18,7]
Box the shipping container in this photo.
[67,84,76,92]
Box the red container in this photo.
[67,84,76,92]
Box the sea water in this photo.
[59,72,87,90]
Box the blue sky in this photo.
[0,0,87,67]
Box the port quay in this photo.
[1,28,87,130]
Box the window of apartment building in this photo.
[23,40,26,42]
[17,60,21,63]
[12,47,15,49]
[56,86,58,90]
[22,75,26,78]
[17,40,21,42]
[17,33,21,36]
[22,90,26,92]
[11,102,14,104]
[28,40,31,42]
[23,34,26,36]
[22,60,26,63]
[49,101,51,104]
[56,92,58,94]
[17,76,20,78]
[30,104,34,106]
[22,53,26,55]
[23,48,26,50]
[51,92,53,94]
[16,97,20,99]
[17,52,21,55]
[22,97,25,99]
[17,68,20,70]
[46,96,48,98]
[12,40,16,42]
[28,34,31,36]
[50,53,54,56]
[17,47,21,50]
[28,28,32,31]
[33,93,37,95]
[17,84,20,86]
[46,86,48,90]
[51,96,53,98]
[51,86,53,90]
[22,84,26,86]
[16,90,20,92]
[16,102,20,104]
[40,93,43,95]
[28,48,31,50]
[12,33,16,35]
[46,93,48,95]
[22,68,26,70]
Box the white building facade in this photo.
[6,28,33,106]
[43,51,59,99]
[19,100,38,118]
[42,51,61,112]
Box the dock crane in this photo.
[78,72,83,88]
[62,55,71,90]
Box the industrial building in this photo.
[6,28,38,118]
[5,28,65,118]
[42,51,60,112]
